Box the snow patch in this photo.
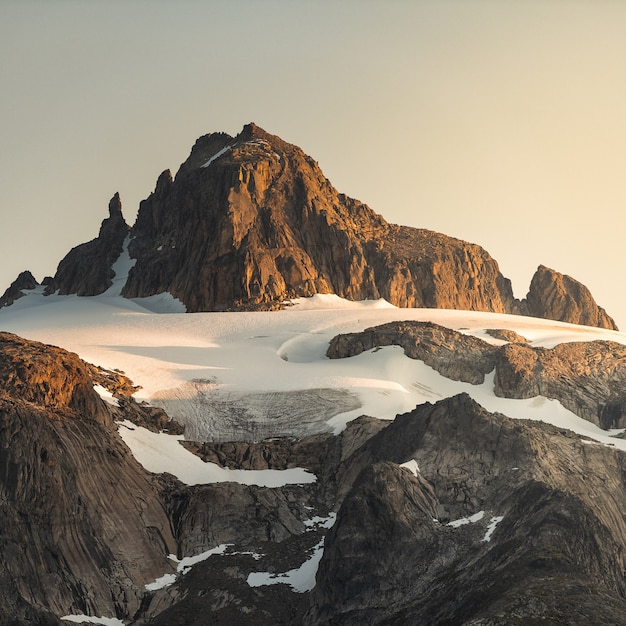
[399,459,420,477]
[483,516,504,542]
[170,543,231,574]
[447,511,485,528]
[117,421,316,487]
[61,616,125,626]
[145,544,231,591]
[247,539,324,593]
[201,144,231,168]
[93,384,118,406]
[287,294,396,310]
[247,513,336,593]
[303,512,337,530]
[102,236,136,297]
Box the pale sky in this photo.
[2,1,626,326]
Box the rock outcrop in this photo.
[494,340,626,429]
[327,320,499,385]
[44,193,130,296]
[0,270,38,308]
[328,320,626,429]
[522,264,617,330]
[307,393,626,625]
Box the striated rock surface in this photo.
[0,333,177,623]
[522,265,617,330]
[45,193,130,296]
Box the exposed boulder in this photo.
[327,320,499,384]
[485,328,528,343]
[44,193,130,296]
[522,265,617,330]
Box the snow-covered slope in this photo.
[3,291,626,457]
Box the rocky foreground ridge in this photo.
[1,123,617,329]
[4,325,626,623]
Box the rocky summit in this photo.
[1,123,617,329]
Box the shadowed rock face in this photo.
[0,333,177,623]
[44,193,130,296]
[0,270,38,308]
[306,394,626,626]
[523,264,617,330]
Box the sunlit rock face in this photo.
[522,264,617,330]
[122,123,518,313]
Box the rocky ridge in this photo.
[327,320,626,429]
[0,270,39,308]
[0,333,177,624]
[1,124,616,329]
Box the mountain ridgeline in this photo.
[2,123,617,329]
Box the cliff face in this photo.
[0,333,177,623]
[121,123,517,314]
[307,393,626,625]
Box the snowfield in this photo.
[3,289,626,480]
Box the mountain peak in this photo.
[44,194,130,297]
[8,125,616,329]
[239,121,270,140]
